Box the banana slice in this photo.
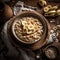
[21,20,27,26]
[39,0,47,7]
[44,7,49,12]
[57,9,60,15]
[47,5,52,9]
[51,6,58,10]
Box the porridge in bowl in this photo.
[12,17,44,43]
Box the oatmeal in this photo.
[13,17,43,42]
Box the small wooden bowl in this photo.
[43,42,60,59]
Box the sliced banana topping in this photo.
[56,9,60,15]
[39,0,47,7]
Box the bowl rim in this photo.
[44,46,59,59]
[11,11,48,44]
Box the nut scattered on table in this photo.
[39,0,47,7]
